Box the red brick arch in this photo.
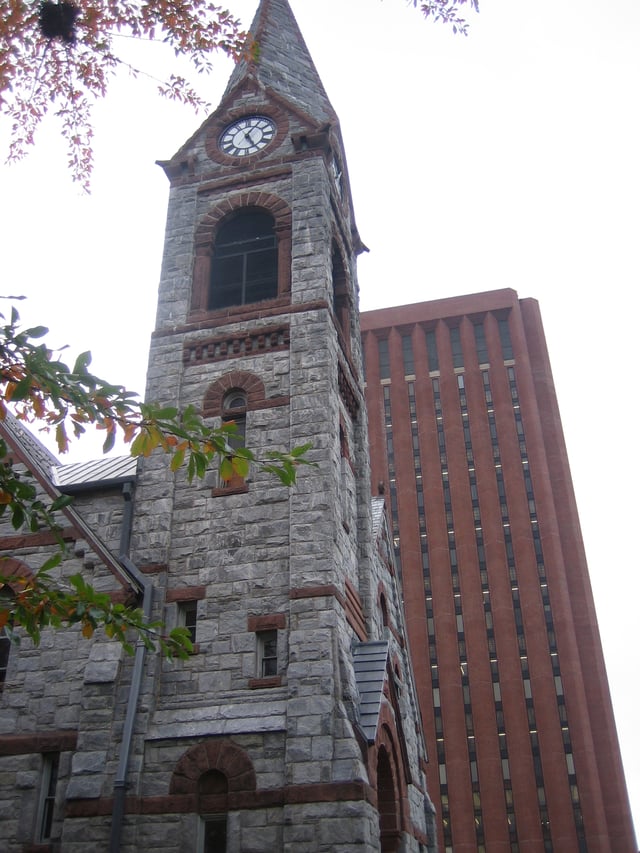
[202,371,266,419]
[371,703,410,838]
[169,739,256,797]
[191,191,292,316]
[0,557,35,593]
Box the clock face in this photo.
[219,116,276,157]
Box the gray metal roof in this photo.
[353,640,389,743]
[0,412,137,491]
[53,455,138,491]
[0,410,60,471]
[371,496,385,541]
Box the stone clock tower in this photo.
[0,1,432,851]
[126,1,433,849]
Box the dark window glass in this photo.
[378,339,390,379]
[425,329,439,372]
[39,753,59,842]
[179,600,198,643]
[332,245,350,346]
[258,630,277,677]
[203,816,227,853]
[474,322,489,364]
[498,318,514,360]
[449,326,464,368]
[401,334,415,375]
[209,211,277,309]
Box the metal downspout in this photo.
[109,483,151,853]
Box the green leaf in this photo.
[102,430,116,454]
[24,325,49,339]
[10,505,24,530]
[219,456,233,482]
[50,494,74,512]
[232,455,250,478]
[72,351,92,373]
[170,446,186,472]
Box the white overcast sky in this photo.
[1,0,638,837]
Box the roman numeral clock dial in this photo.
[219,116,276,157]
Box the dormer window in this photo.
[209,210,278,310]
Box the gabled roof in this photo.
[353,639,389,743]
[0,411,60,472]
[0,413,143,595]
[224,0,336,125]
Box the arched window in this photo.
[209,210,278,310]
[380,592,390,628]
[0,586,14,691]
[220,390,248,490]
[198,770,228,853]
[222,390,247,446]
[377,746,401,852]
[332,243,350,353]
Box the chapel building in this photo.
[0,1,434,851]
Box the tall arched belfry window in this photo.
[209,210,278,310]
[332,243,350,354]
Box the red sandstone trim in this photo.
[138,563,169,574]
[0,730,78,755]
[165,586,207,603]
[247,613,286,631]
[289,585,345,606]
[190,190,292,316]
[247,676,282,689]
[64,780,377,818]
[152,299,328,337]
[0,528,77,550]
[184,326,291,371]
[211,484,249,498]
[344,579,367,641]
[203,370,266,418]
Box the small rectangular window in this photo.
[199,814,227,853]
[178,600,198,643]
[257,630,277,678]
[37,753,59,843]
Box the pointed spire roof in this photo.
[224,0,336,125]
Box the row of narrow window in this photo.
[378,350,582,851]
[376,314,513,380]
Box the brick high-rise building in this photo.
[361,289,636,853]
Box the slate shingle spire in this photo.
[223,0,336,124]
